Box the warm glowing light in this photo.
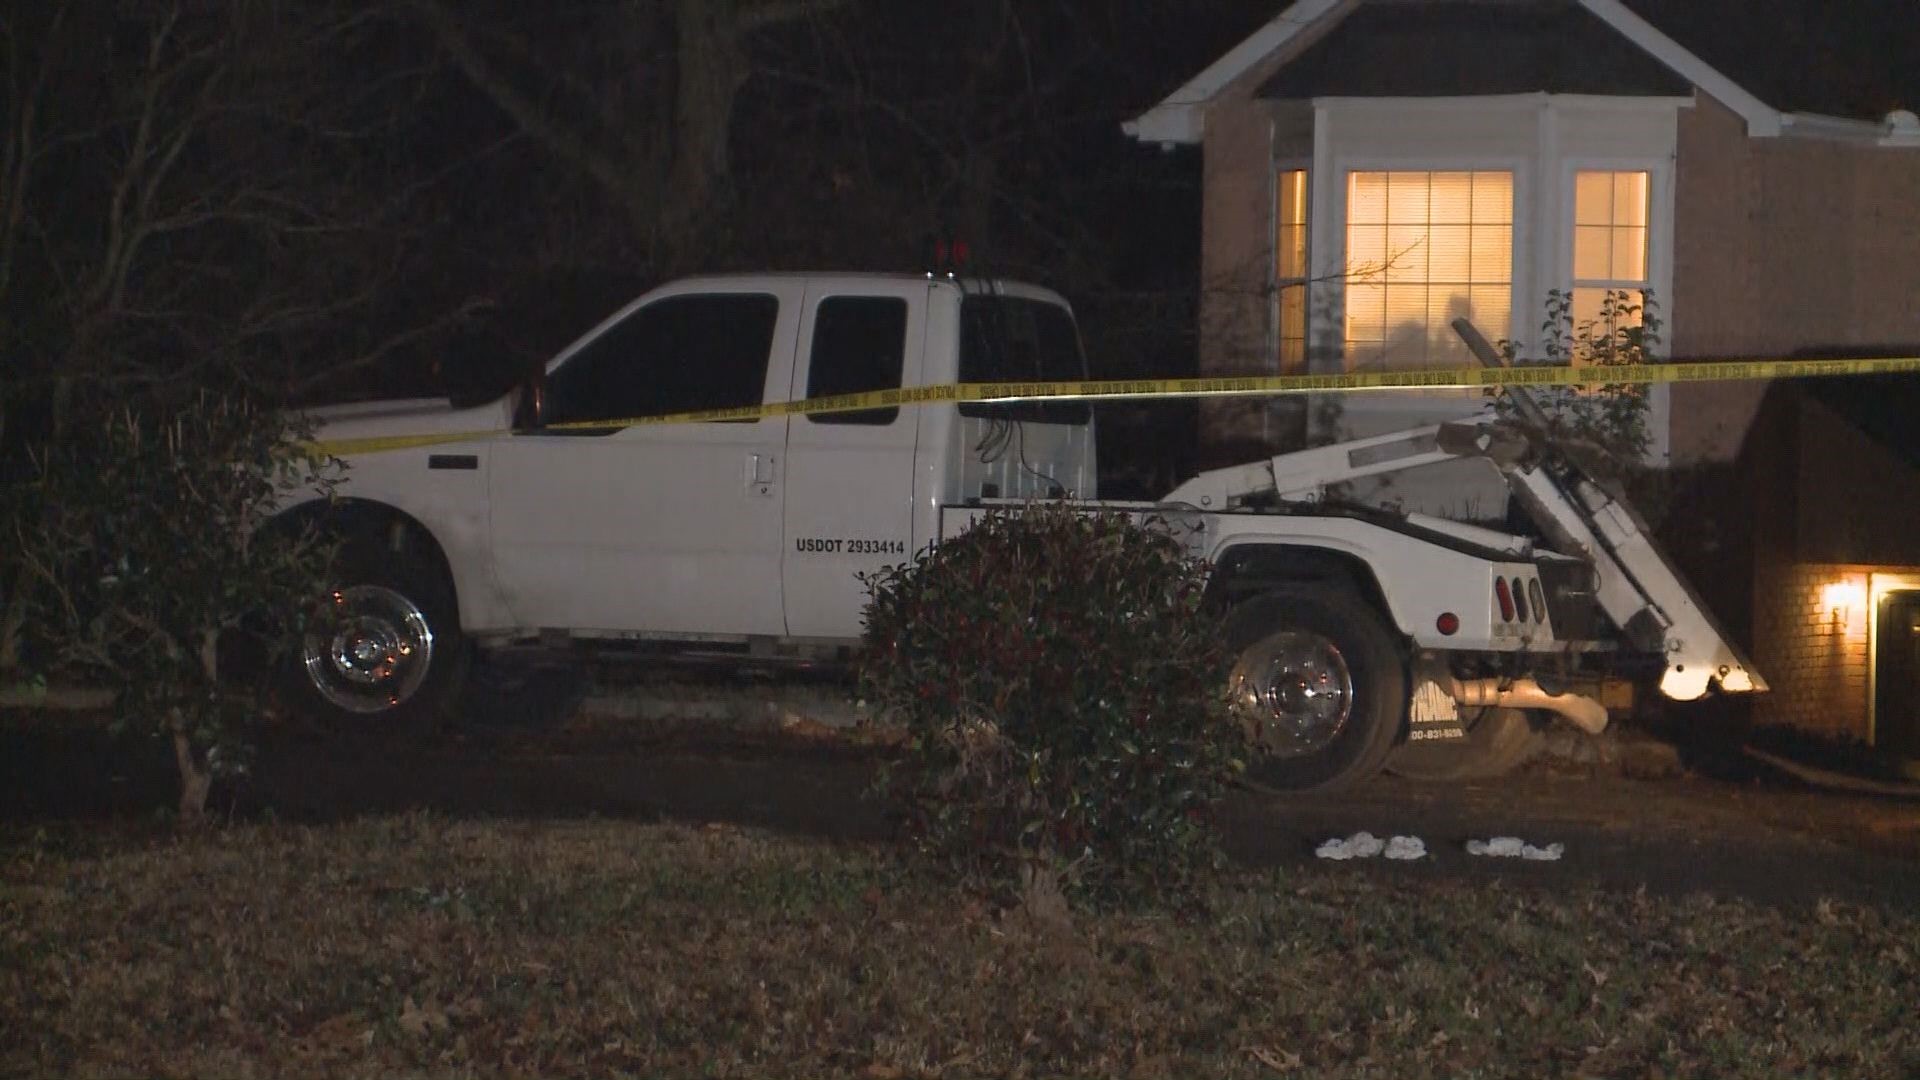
[1823,581,1867,635]
[1345,170,1513,370]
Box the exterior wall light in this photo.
[1822,580,1867,635]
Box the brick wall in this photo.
[1751,563,1872,738]
[1742,384,1920,739]
[1743,387,1920,740]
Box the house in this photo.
[1742,376,1920,757]
[1126,0,1920,749]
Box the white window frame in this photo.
[1319,153,1532,378]
[1556,157,1673,340]
[1271,158,1312,373]
[1557,155,1676,461]
[1569,170,1652,315]
[1869,573,1920,748]
[1340,167,1520,372]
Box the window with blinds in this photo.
[1344,170,1513,370]
[1572,170,1650,332]
[1275,168,1309,370]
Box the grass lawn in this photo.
[2,816,1913,1079]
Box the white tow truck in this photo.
[283,272,1764,790]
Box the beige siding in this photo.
[1196,98,1277,453]
[1199,97,1275,379]
[1669,94,1920,463]
[1795,397,1920,567]
[1197,98,1322,455]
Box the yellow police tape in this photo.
[308,354,1920,457]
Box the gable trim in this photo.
[1781,109,1920,148]
[1574,0,1779,135]
[1126,0,1829,145]
[1122,0,1356,145]
[1311,91,1693,112]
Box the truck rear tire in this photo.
[1386,706,1543,782]
[281,532,468,734]
[1224,587,1406,792]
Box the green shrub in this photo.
[2,392,339,820]
[1495,287,1660,469]
[858,503,1238,908]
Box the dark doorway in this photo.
[1875,590,1920,758]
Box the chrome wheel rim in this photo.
[303,585,434,714]
[1229,630,1354,758]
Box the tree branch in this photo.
[287,294,494,398]
[114,62,227,316]
[0,2,67,304]
[0,684,117,710]
[406,0,636,212]
[739,0,858,34]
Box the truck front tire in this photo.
[1224,587,1406,792]
[282,532,468,733]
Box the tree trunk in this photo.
[0,564,30,675]
[171,718,213,823]
[959,148,998,266]
[171,628,226,824]
[659,0,750,251]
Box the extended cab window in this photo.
[806,296,907,425]
[958,296,1090,424]
[544,293,779,427]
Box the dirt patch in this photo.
[1224,772,1920,910]
[5,671,1918,912]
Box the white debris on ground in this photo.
[1312,833,1562,862]
[1316,831,1383,859]
[1314,831,1426,860]
[1384,835,1426,860]
[1466,836,1565,861]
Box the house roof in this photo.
[1126,0,1920,146]
[1256,1,1691,101]
[1801,373,1920,474]
[1620,0,1920,122]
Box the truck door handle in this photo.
[747,452,776,496]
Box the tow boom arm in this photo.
[1162,320,1766,701]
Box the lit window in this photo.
[1344,170,1512,370]
[1275,169,1309,370]
[1571,170,1650,331]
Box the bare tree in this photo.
[0,0,487,411]
[0,0,475,724]
[405,0,856,267]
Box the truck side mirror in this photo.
[512,365,547,430]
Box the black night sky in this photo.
[6,0,1917,439]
